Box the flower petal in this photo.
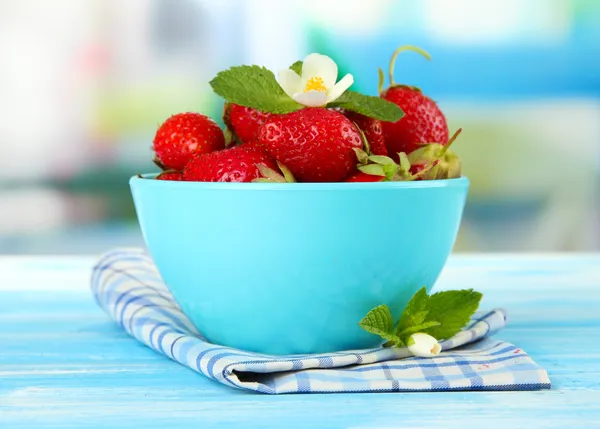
[293,90,329,107]
[326,73,354,103]
[302,53,338,89]
[277,69,302,98]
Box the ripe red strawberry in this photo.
[156,171,183,181]
[153,112,225,171]
[342,111,388,156]
[379,46,449,160]
[223,103,272,145]
[183,146,278,182]
[256,107,363,182]
[345,172,385,182]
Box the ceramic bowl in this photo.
[130,175,469,355]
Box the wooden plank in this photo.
[1,255,599,428]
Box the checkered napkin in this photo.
[91,249,551,394]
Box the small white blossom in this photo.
[277,53,354,107]
[407,333,442,358]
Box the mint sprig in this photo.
[288,61,403,122]
[359,287,482,347]
[209,61,404,121]
[209,65,303,114]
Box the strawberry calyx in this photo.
[252,161,296,183]
[223,127,241,147]
[156,170,184,181]
[353,121,371,154]
[353,148,435,182]
[153,156,168,171]
[408,128,462,180]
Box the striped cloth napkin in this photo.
[91,249,551,394]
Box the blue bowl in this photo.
[130,175,469,355]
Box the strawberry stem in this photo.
[353,121,371,154]
[412,160,438,180]
[438,128,462,157]
[389,45,432,87]
[378,67,385,94]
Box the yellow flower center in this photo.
[304,76,327,93]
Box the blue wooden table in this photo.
[1,254,600,428]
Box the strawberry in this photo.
[223,103,272,145]
[342,111,388,156]
[379,46,449,160]
[153,112,225,171]
[183,146,278,183]
[345,172,385,182]
[156,170,184,181]
[408,129,462,180]
[256,107,363,182]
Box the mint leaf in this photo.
[383,336,404,348]
[398,320,441,339]
[423,289,482,340]
[358,304,403,346]
[328,91,404,122]
[359,304,393,334]
[209,65,303,114]
[395,287,429,335]
[289,61,303,75]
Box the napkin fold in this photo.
[91,249,550,394]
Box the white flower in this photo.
[277,53,354,107]
[407,333,442,358]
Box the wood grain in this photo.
[1,254,599,428]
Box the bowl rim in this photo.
[130,173,469,191]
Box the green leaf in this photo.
[359,304,394,334]
[256,163,286,183]
[353,148,370,165]
[209,65,303,114]
[353,123,371,154]
[398,152,411,172]
[398,320,441,340]
[223,128,240,147]
[277,161,296,183]
[289,61,303,75]
[358,304,402,346]
[422,289,483,340]
[368,155,396,165]
[328,91,404,122]
[358,164,386,176]
[395,287,429,335]
[382,163,398,179]
[383,336,405,348]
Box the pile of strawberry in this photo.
[151,46,462,183]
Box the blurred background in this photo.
[0,0,599,254]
